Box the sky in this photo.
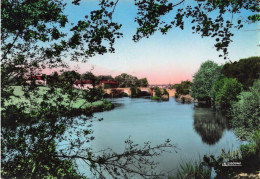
[60,0,259,84]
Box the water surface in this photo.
[77,97,242,177]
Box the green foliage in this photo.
[215,78,243,110]
[138,78,149,87]
[60,71,81,85]
[1,140,86,178]
[103,83,111,89]
[253,130,260,153]
[102,99,114,110]
[170,84,179,89]
[240,143,256,158]
[47,72,60,86]
[169,161,211,179]
[202,130,260,178]
[96,75,115,83]
[115,73,147,88]
[130,86,141,98]
[232,79,260,139]
[81,71,96,84]
[122,92,129,97]
[154,86,162,98]
[134,0,259,58]
[163,88,169,95]
[191,60,222,103]
[175,81,193,95]
[222,56,260,88]
[151,96,161,100]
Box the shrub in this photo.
[232,79,260,139]
[130,86,141,98]
[215,78,243,110]
[169,161,211,179]
[154,86,161,97]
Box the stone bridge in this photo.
[104,87,176,97]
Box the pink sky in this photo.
[42,0,259,85]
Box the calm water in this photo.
[74,97,242,177]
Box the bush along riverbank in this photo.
[151,87,169,101]
[170,130,260,179]
[174,58,260,140]
[71,99,114,117]
[4,86,114,118]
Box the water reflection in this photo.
[193,107,228,145]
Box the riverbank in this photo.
[3,86,114,116]
[175,94,194,103]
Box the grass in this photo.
[169,160,211,179]
[3,86,107,113]
[151,96,161,100]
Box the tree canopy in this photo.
[215,77,243,110]
[175,80,193,95]
[232,79,260,139]
[222,56,260,88]
[191,60,222,103]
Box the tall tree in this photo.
[191,60,222,104]
[115,73,139,87]
[222,56,260,88]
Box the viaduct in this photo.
[104,87,176,97]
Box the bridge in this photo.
[149,84,174,88]
[104,87,176,97]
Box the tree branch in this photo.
[2,31,22,60]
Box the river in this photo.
[74,97,242,178]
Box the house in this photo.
[27,75,47,86]
[73,80,93,89]
[101,81,119,89]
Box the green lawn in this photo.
[3,86,104,113]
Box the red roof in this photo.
[101,81,119,84]
[74,80,92,85]
[28,75,44,80]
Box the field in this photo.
[3,86,104,113]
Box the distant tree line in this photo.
[33,71,149,88]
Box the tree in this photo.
[175,80,193,95]
[138,78,149,87]
[215,77,243,110]
[222,56,260,88]
[81,72,97,86]
[191,60,222,104]
[154,86,162,98]
[60,71,81,84]
[130,86,141,98]
[115,73,140,88]
[232,79,260,140]
[47,71,60,86]
[134,0,259,59]
[96,75,115,83]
